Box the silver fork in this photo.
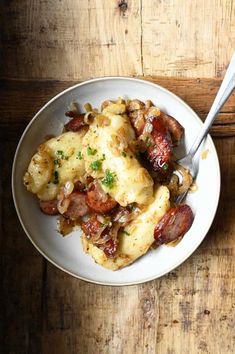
[176,52,235,204]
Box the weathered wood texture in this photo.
[1,77,235,137]
[1,78,235,354]
[1,0,235,353]
[1,0,235,80]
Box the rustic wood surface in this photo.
[1,0,235,353]
[1,78,235,354]
[1,0,235,80]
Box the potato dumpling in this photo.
[24,150,53,194]
[24,131,86,201]
[82,104,154,206]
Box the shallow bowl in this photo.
[12,77,220,285]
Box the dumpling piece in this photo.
[81,185,170,270]
[24,130,86,201]
[82,103,154,206]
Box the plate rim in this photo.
[11,76,221,286]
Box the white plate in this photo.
[12,77,220,286]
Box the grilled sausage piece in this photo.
[154,204,194,245]
[64,191,90,219]
[146,116,173,178]
[82,215,119,258]
[81,215,103,239]
[39,199,59,215]
[64,114,85,132]
[100,238,118,258]
[160,112,184,146]
[86,182,117,214]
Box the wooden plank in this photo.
[1,1,235,80]
[0,122,45,353]
[1,255,44,354]
[0,0,142,80]
[42,265,159,354]
[142,0,235,78]
[0,138,40,256]
[1,77,235,137]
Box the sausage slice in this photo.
[160,112,184,146]
[86,182,117,214]
[81,215,103,239]
[64,114,85,132]
[82,215,119,258]
[146,116,173,178]
[154,204,193,245]
[39,199,59,215]
[64,191,90,219]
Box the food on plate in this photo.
[82,102,153,206]
[23,98,194,270]
[154,204,193,245]
[81,185,170,270]
[24,130,86,201]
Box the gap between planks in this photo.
[0,77,234,137]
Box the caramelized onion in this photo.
[97,214,106,224]
[57,197,70,214]
[174,163,193,195]
[84,111,95,124]
[143,121,153,134]
[166,163,193,197]
[91,224,108,242]
[64,181,74,197]
[58,215,75,236]
[68,102,79,113]
[93,180,108,203]
[113,206,140,227]
[96,223,120,246]
[95,232,112,245]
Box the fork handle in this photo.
[189,52,235,157]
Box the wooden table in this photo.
[1,1,235,353]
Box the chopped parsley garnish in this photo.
[53,170,59,184]
[102,154,106,161]
[145,137,151,148]
[56,150,69,160]
[101,169,115,188]
[87,146,97,156]
[123,230,130,236]
[163,163,169,171]
[121,151,127,157]
[76,151,83,160]
[90,160,101,171]
[128,204,136,211]
[53,159,60,166]
[101,219,111,227]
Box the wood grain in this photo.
[1,0,235,80]
[0,0,142,80]
[142,0,235,78]
[1,1,235,352]
[1,78,235,353]
[1,77,235,137]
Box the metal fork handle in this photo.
[189,52,235,158]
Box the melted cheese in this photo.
[24,131,86,200]
[81,185,170,270]
[82,106,154,206]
